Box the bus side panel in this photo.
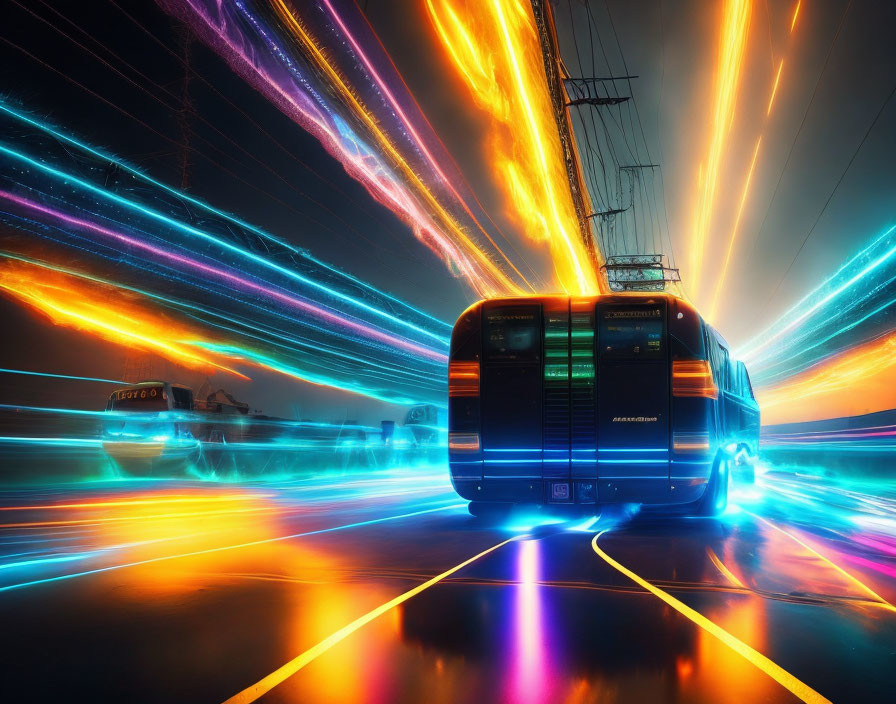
[736,364,761,455]
[742,400,760,455]
[480,305,543,487]
[595,302,671,503]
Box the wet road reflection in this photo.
[1,461,895,702]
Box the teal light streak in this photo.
[739,224,896,362]
[191,342,442,407]
[0,142,448,348]
[0,368,124,385]
[755,294,896,385]
[0,101,449,332]
[0,251,444,399]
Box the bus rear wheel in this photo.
[695,456,729,516]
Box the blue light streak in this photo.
[739,224,896,386]
[0,142,448,349]
[0,368,125,385]
[0,101,450,333]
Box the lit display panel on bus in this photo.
[483,306,541,362]
[599,307,664,359]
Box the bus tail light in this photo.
[673,432,711,453]
[672,360,718,399]
[449,433,480,451]
[449,361,479,397]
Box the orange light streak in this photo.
[0,493,270,512]
[707,0,801,318]
[706,136,762,321]
[0,261,248,379]
[689,0,751,301]
[426,0,600,294]
[706,547,746,588]
[751,514,896,613]
[756,332,896,424]
[0,505,281,530]
[271,0,527,298]
[790,0,802,32]
[766,60,784,114]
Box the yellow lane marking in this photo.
[749,512,896,614]
[591,532,831,704]
[706,547,746,588]
[222,536,519,704]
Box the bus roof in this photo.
[456,293,735,356]
[462,292,700,316]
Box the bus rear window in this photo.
[484,306,541,362]
[599,307,664,359]
[109,386,169,411]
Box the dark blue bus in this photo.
[448,294,759,516]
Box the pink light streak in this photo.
[842,552,896,581]
[510,539,551,704]
[166,0,507,297]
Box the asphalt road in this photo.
[1,462,895,703]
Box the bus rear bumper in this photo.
[450,476,709,506]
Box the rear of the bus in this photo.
[450,295,676,505]
[448,295,717,507]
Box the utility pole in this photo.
[530,0,607,291]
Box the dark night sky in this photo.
[1,0,472,421]
[1,0,895,418]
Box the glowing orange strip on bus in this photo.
[448,361,480,397]
[448,432,480,451]
[672,360,718,399]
